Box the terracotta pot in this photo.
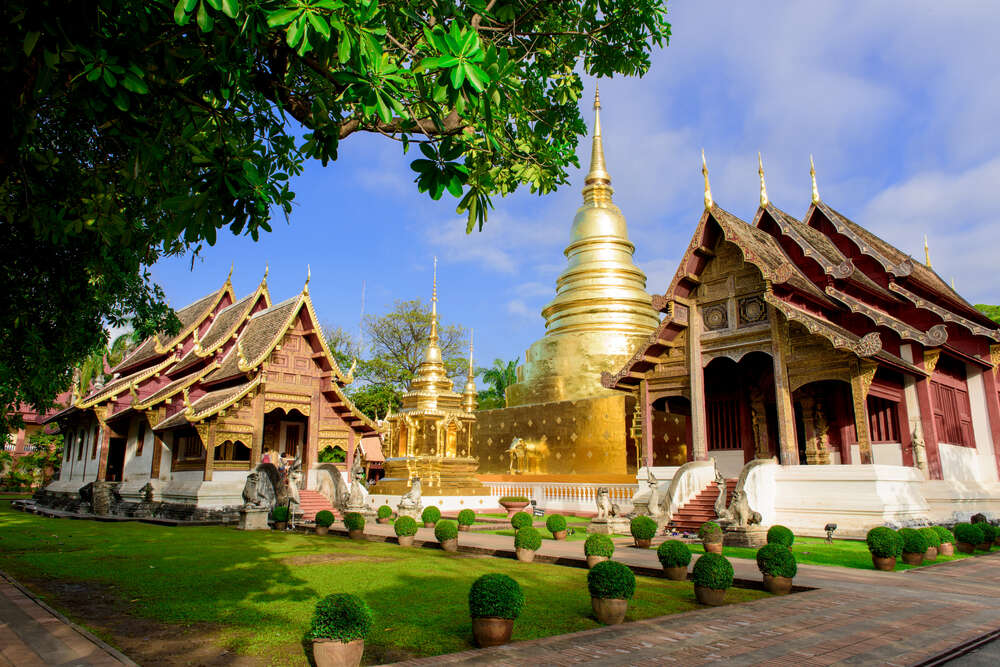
[499,501,529,518]
[703,541,723,554]
[376,517,389,524]
[515,547,536,563]
[956,542,975,554]
[312,638,363,667]
[459,524,470,532]
[315,525,329,536]
[633,538,652,549]
[872,555,896,571]
[924,546,938,561]
[273,521,287,531]
[586,555,608,569]
[939,542,954,557]
[591,597,628,625]
[552,530,567,540]
[663,565,687,581]
[694,585,726,606]
[471,617,514,648]
[424,522,435,528]
[397,535,414,547]
[348,529,365,540]
[975,542,991,552]
[763,574,793,595]
[901,552,923,566]
[440,538,458,553]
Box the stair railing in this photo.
[661,459,717,520]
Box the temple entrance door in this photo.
[794,403,808,464]
[262,408,309,463]
[106,437,126,482]
[397,425,408,457]
[445,423,458,457]
[650,396,691,466]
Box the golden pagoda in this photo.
[473,88,660,479]
[371,260,488,497]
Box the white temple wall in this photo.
[939,443,990,483]
[964,365,999,483]
[711,451,745,478]
[871,442,904,467]
[122,417,154,482]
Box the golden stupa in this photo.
[371,260,488,497]
[473,88,660,479]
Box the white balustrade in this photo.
[482,481,637,514]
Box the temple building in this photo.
[39,269,379,519]
[472,89,661,479]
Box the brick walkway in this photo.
[0,572,132,666]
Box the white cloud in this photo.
[506,299,534,318]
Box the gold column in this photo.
[203,420,217,482]
[850,359,876,464]
[688,302,709,461]
[769,309,799,465]
[640,379,654,468]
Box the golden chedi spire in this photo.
[758,152,769,208]
[505,86,660,406]
[407,257,454,405]
[810,155,820,204]
[462,330,478,413]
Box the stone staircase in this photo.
[668,479,737,532]
[298,490,338,523]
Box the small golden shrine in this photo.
[371,260,488,497]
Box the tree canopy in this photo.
[975,304,1000,325]
[478,356,518,408]
[1,0,670,429]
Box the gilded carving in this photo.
[738,295,767,326]
[858,360,878,397]
[990,344,1000,376]
[702,302,729,330]
[924,349,941,375]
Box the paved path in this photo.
[0,571,132,666]
[351,523,1000,666]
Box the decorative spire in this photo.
[467,330,475,379]
[226,261,234,284]
[304,264,311,294]
[263,263,269,286]
[430,256,438,342]
[582,84,613,204]
[951,277,956,290]
[463,329,478,412]
[924,235,932,268]
[810,155,820,204]
[702,149,713,210]
[758,152,769,208]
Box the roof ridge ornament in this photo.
[758,152,768,208]
[702,149,713,210]
[226,262,234,284]
[810,155,820,204]
[924,235,932,268]
[304,264,311,294]
[236,338,251,372]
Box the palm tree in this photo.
[76,330,141,396]
[480,358,519,400]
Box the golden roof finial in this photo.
[810,155,820,204]
[430,256,438,341]
[582,83,612,203]
[758,152,769,208]
[467,329,475,379]
[924,235,932,268]
[702,149,713,210]
[304,264,311,294]
[951,277,956,290]
[263,263,269,285]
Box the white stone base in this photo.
[367,494,502,514]
[921,479,1000,524]
[160,479,244,508]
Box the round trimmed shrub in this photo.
[584,533,615,558]
[434,519,458,542]
[308,593,373,642]
[344,512,365,531]
[899,528,928,555]
[469,573,524,620]
[934,525,954,544]
[587,560,636,600]
[421,505,442,525]
[866,526,903,558]
[954,522,985,545]
[498,496,529,504]
[656,540,692,568]
[514,526,542,551]
[271,505,289,522]
[692,552,734,590]
[377,505,393,520]
[630,515,657,540]
[919,527,941,548]
[314,510,335,528]
[698,521,723,543]
[980,523,998,544]
[756,543,797,578]
[545,514,567,534]
[766,525,794,548]
[511,511,533,530]
[457,509,476,526]
[394,515,418,537]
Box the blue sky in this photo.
[151,2,1000,384]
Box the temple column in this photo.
[640,380,654,468]
[688,303,709,461]
[96,420,111,481]
[346,429,355,473]
[913,349,943,479]
[849,359,876,465]
[203,421,216,482]
[305,391,321,485]
[251,390,265,465]
[150,428,164,479]
[769,310,799,465]
[980,346,1000,479]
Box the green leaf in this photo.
[197,1,214,32]
[373,92,392,124]
[337,32,351,62]
[205,0,222,9]
[102,68,117,88]
[464,63,490,92]
[221,0,239,18]
[286,16,305,48]
[419,143,436,160]
[445,173,463,197]
[174,0,192,25]
[449,64,465,89]
[307,13,330,40]
[267,8,301,28]
[121,74,149,94]
[23,31,40,57]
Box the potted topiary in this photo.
[584,534,615,569]
[514,526,542,562]
[934,525,955,557]
[394,516,418,547]
[587,560,636,625]
[376,505,393,524]
[978,523,997,551]
[421,505,441,528]
[510,511,533,531]
[919,527,941,561]
[692,552,734,606]
[468,573,524,648]
[546,514,568,540]
[866,526,902,570]
[656,539,691,581]
[756,543,797,595]
[308,593,373,667]
[498,495,530,518]
[766,525,794,550]
[953,522,984,554]
[698,521,723,554]
[630,515,657,548]
[435,519,459,552]
[314,510,335,536]
[271,505,290,531]
[344,512,366,540]
[898,528,928,565]
[457,509,476,532]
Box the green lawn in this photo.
[0,502,767,665]
[476,514,608,541]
